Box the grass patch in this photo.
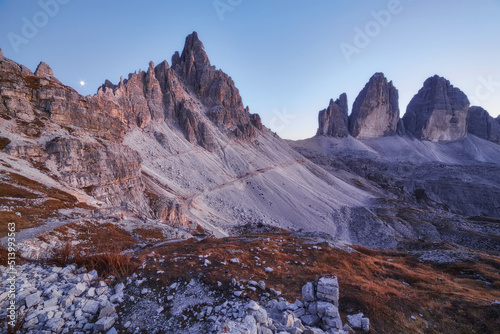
[133,227,164,240]
[136,232,500,334]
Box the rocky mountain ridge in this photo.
[317,72,499,146]
[1,31,499,254]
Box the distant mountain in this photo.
[291,72,500,250]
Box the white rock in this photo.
[45,317,64,332]
[99,305,116,319]
[230,258,240,264]
[347,313,363,328]
[82,300,100,314]
[25,292,40,308]
[94,317,115,332]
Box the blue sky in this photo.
[0,0,499,139]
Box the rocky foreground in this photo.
[1,260,366,334]
[2,230,499,333]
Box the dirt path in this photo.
[0,216,85,248]
[183,158,308,236]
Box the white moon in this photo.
[80,81,85,86]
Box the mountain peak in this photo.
[34,61,54,78]
[349,72,400,139]
[403,75,469,142]
[316,93,349,138]
[173,31,210,70]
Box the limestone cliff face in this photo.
[467,106,500,145]
[316,93,349,138]
[0,32,266,225]
[0,53,147,211]
[349,73,399,139]
[96,32,262,151]
[403,75,469,142]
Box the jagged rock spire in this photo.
[349,73,399,139]
[316,93,349,138]
[34,61,53,78]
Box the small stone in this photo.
[230,258,240,264]
[94,317,116,332]
[45,318,64,332]
[361,317,370,332]
[246,300,260,311]
[347,313,364,328]
[106,327,118,334]
[25,292,41,308]
[302,282,315,302]
[99,305,116,319]
[82,300,100,314]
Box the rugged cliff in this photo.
[403,75,469,142]
[349,73,400,139]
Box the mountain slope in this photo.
[0,33,380,246]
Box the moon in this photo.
[80,81,85,86]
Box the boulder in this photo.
[34,61,53,78]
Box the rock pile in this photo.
[0,263,121,334]
[223,275,370,334]
[1,261,369,334]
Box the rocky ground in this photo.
[2,227,499,333]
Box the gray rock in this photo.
[67,282,87,297]
[94,316,116,332]
[34,61,54,78]
[61,295,75,308]
[44,297,59,310]
[45,317,64,332]
[349,73,399,139]
[300,314,320,326]
[361,317,370,332]
[302,282,315,302]
[467,106,500,144]
[82,300,100,314]
[106,327,118,334]
[25,292,41,308]
[403,75,469,142]
[99,304,116,319]
[317,93,349,138]
[347,313,363,329]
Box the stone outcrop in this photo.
[349,73,399,139]
[467,106,500,145]
[45,137,146,210]
[403,75,469,142]
[316,93,349,138]
[34,61,54,78]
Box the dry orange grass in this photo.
[50,239,138,279]
[0,171,84,238]
[135,232,500,334]
[54,221,137,253]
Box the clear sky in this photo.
[0,0,499,139]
